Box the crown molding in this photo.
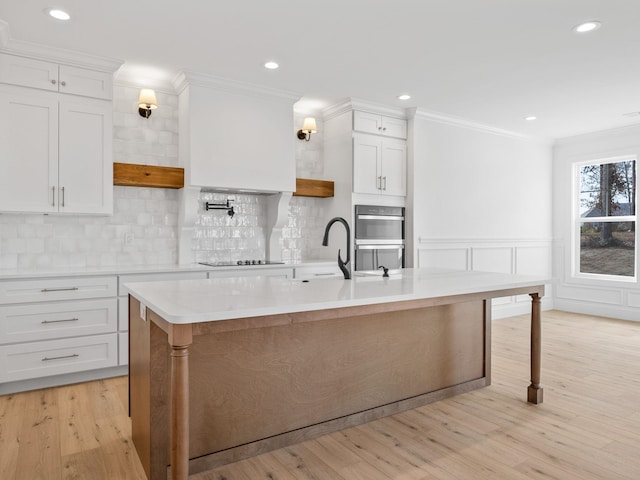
[554,122,640,147]
[321,99,353,120]
[0,26,122,72]
[322,97,408,121]
[172,70,301,102]
[409,107,551,144]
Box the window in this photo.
[575,157,636,279]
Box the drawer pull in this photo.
[40,287,79,293]
[42,353,80,362]
[41,317,79,324]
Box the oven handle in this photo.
[355,244,405,250]
[356,215,404,221]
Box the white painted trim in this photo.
[554,298,639,323]
[112,78,177,96]
[418,237,553,246]
[322,98,408,122]
[0,38,122,73]
[172,70,301,101]
[555,122,640,146]
[409,107,552,144]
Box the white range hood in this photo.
[173,71,301,264]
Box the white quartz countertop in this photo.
[0,261,334,280]
[125,268,547,324]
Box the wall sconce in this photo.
[138,88,158,118]
[296,117,317,141]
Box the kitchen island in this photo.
[126,268,545,480]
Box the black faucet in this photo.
[322,217,351,280]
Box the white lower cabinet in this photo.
[0,298,117,344]
[0,334,117,382]
[118,331,129,365]
[0,275,119,390]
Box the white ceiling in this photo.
[1,0,639,140]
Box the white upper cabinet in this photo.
[0,85,113,214]
[176,73,299,193]
[353,110,407,139]
[353,133,407,197]
[58,99,113,214]
[0,54,113,100]
[0,88,58,213]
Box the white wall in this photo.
[553,124,640,322]
[409,110,553,318]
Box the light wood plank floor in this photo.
[1,310,639,479]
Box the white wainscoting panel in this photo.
[417,238,553,319]
[556,284,624,305]
[472,247,513,274]
[629,292,640,309]
[417,247,469,271]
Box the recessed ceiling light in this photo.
[264,61,279,70]
[45,8,71,20]
[397,94,411,101]
[573,21,601,33]
[525,116,537,121]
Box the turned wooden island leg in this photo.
[527,293,543,404]
[169,324,193,480]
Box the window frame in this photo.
[572,155,637,283]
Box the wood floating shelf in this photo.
[113,164,333,197]
[293,178,334,198]
[113,163,184,189]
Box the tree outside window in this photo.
[577,157,636,278]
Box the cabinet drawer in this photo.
[0,298,117,344]
[0,276,117,304]
[0,333,118,382]
[118,271,207,296]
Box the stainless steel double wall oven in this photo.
[354,205,405,271]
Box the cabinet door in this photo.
[381,116,407,139]
[0,87,58,213]
[353,111,383,135]
[58,98,113,214]
[353,134,382,194]
[380,139,407,196]
[0,54,58,92]
[59,65,113,100]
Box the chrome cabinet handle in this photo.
[42,354,79,362]
[377,176,382,190]
[41,287,79,292]
[61,186,65,207]
[60,81,66,86]
[382,176,387,190]
[41,318,79,324]
[50,79,57,85]
[52,186,55,206]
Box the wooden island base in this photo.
[129,286,544,480]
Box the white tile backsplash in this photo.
[0,87,329,269]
